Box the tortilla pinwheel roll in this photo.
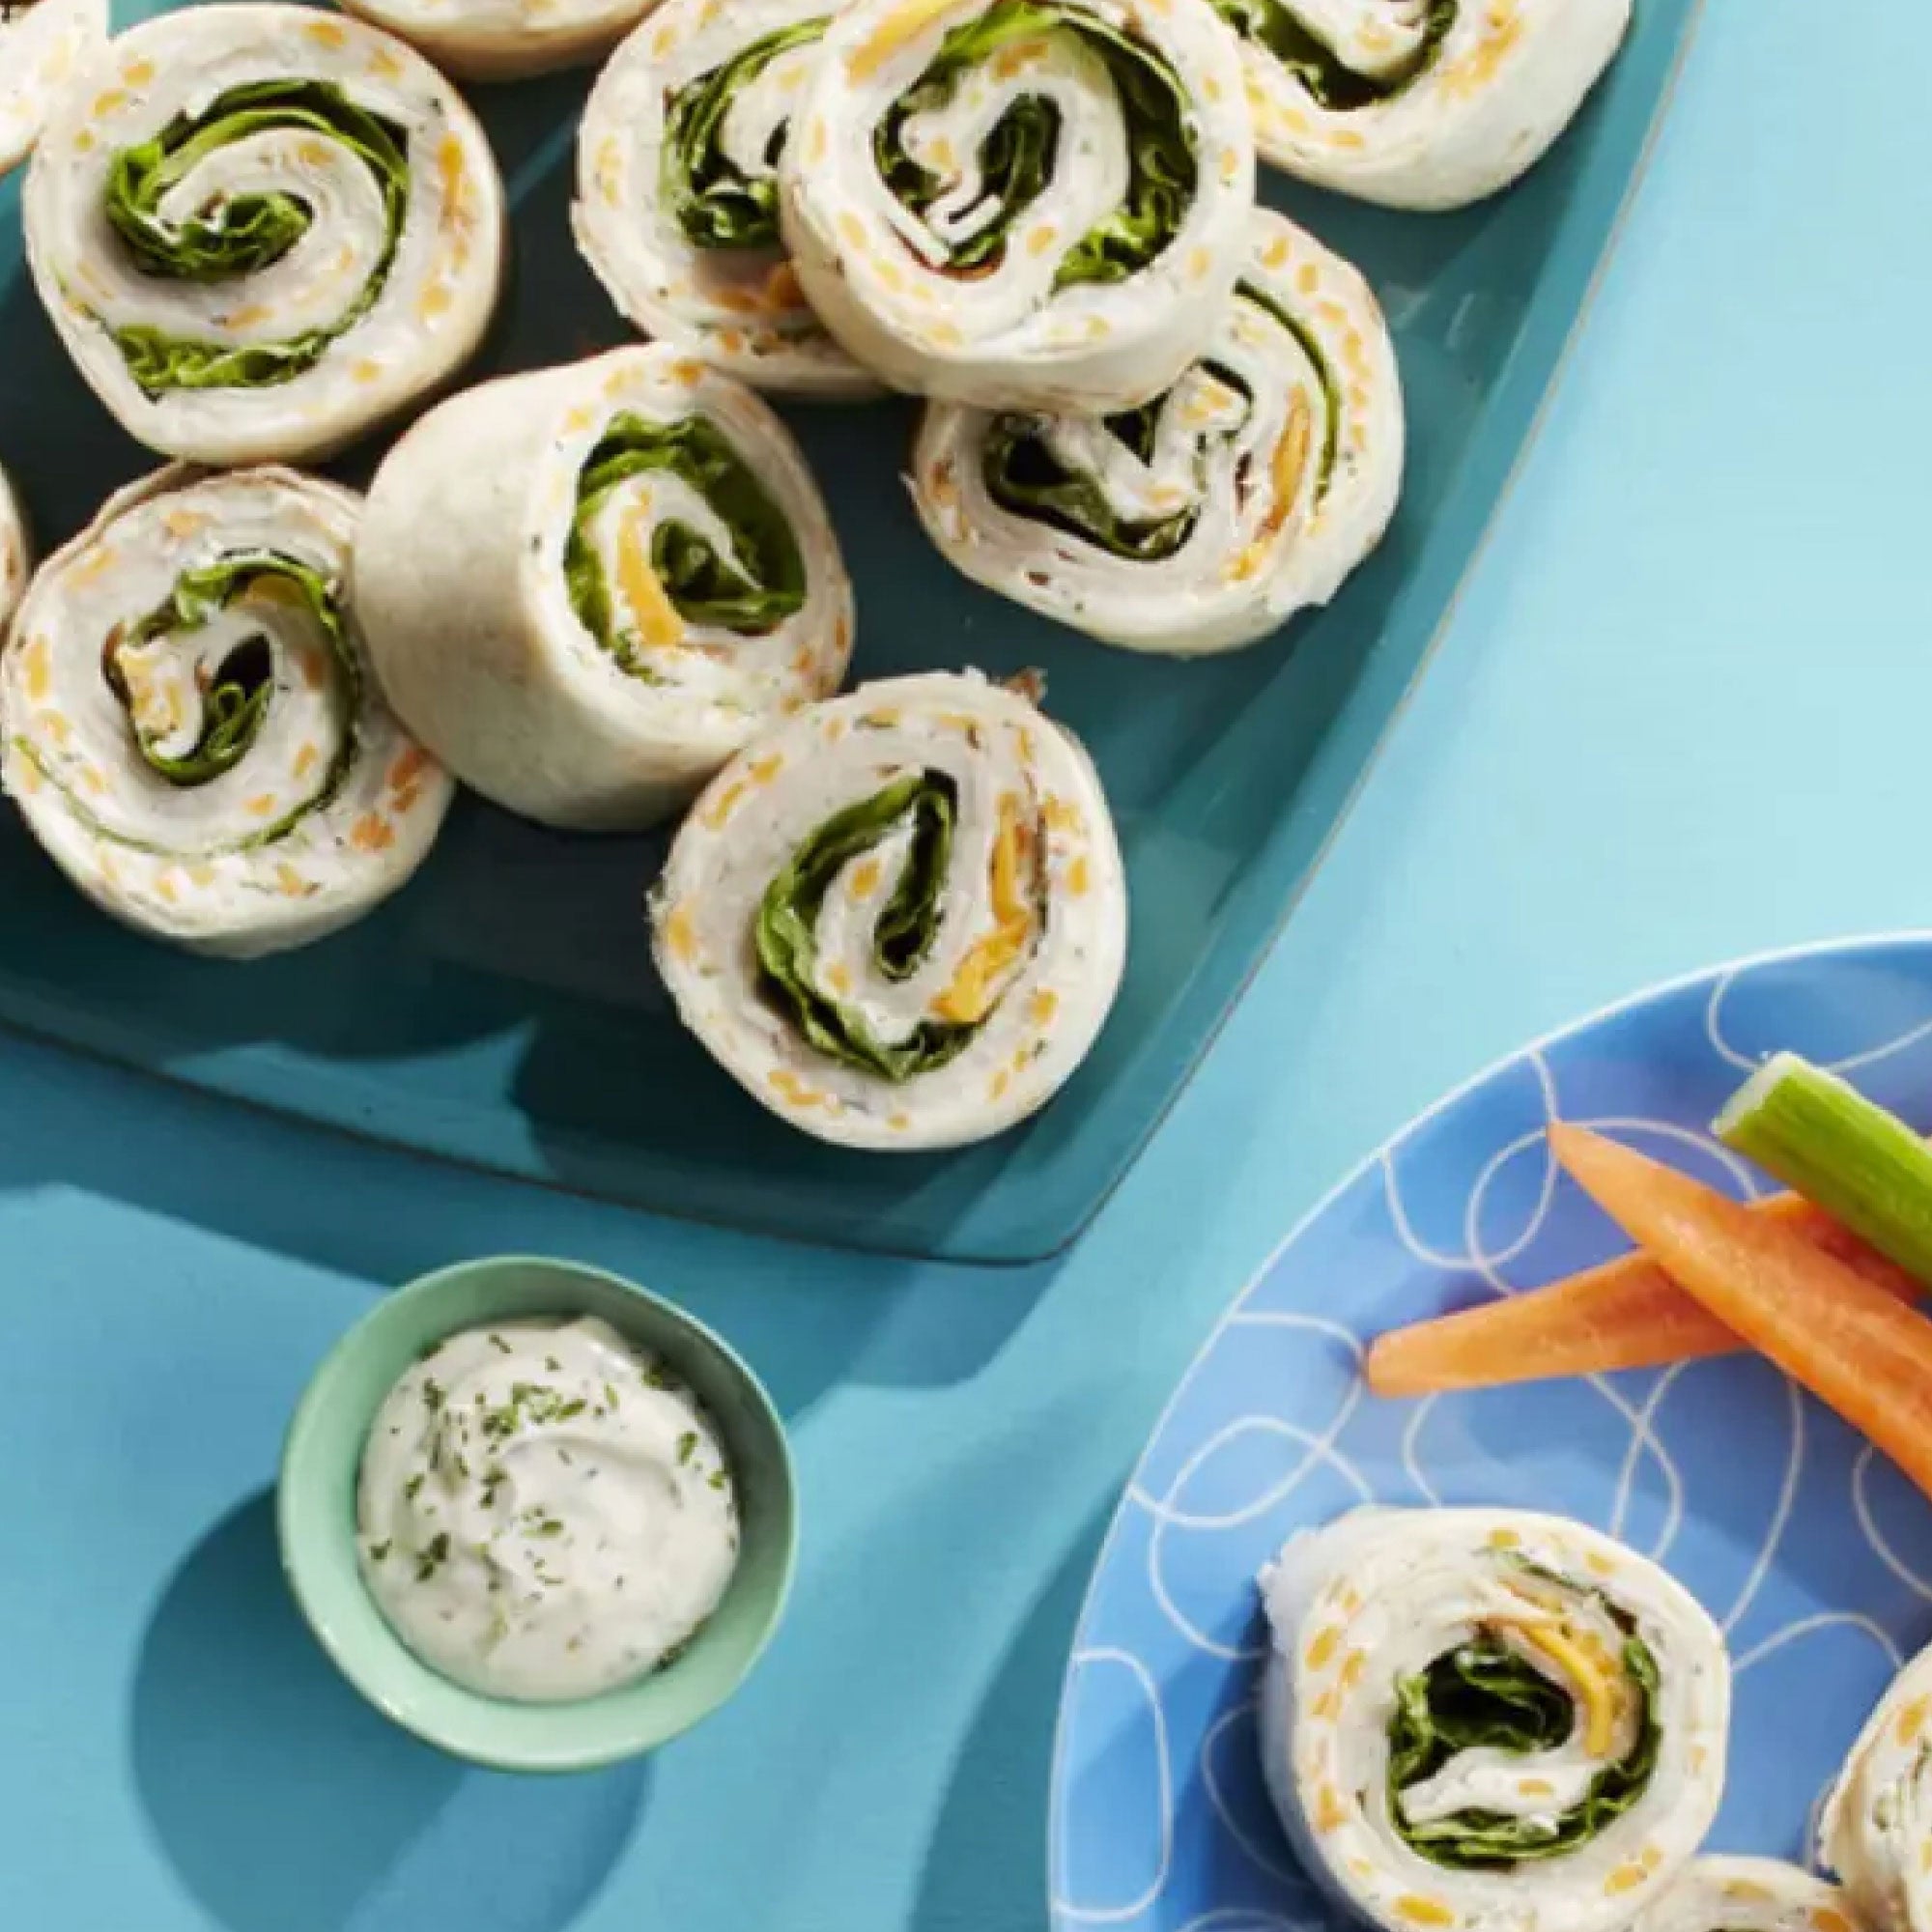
[0,468,26,636]
[574,0,876,398]
[1821,1641,1932,1932]
[337,0,651,80]
[355,346,854,833]
[1258,1507,1729,1932]
[1229,0,1632,211]
[653,670,1126,1150]
[1634,1861,1866,1932]
[24,5,505,467]
[0,468,453,958]
[778,0,1255,412]
[0,0,106,178]
[912,207,1399,655]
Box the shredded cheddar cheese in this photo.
[930,796,1033,1025]
[616,502,687,651]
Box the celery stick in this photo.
[1715,1051,1932,1286]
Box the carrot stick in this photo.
[1548,1122,1932,1501]
[1366,1192,1919,1397]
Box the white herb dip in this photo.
[356,1315,740,1703]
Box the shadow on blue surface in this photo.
[0,1034,1048,1410]
[132,1492,648,1932]
[911,1506,1109,1932]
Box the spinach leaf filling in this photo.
[754,771,998,1081]
[102,81,410,395]
[8,553,363,855]
[109,554,359,819]
[662,19,830,251]
[564,412,807,678]
[874,0,1197,288]
[1386,1607,1662,1870]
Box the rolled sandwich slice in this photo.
[778,0,1254,412]
[1821,1641,1932,1932]
[0,467,453,957]
[0,0,107,177]
[653,669,1126,1150]
[1259,1507,1730,1932]
[1226,0,1632,210]
[574,0,876,398]
[337,0,655,80]
[355,346,854,832]
[24,5,505,466]
[1634,1861,1866,1932]
[0,467,26,635]
[912,207,1400,654]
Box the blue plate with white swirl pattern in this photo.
[1050,933,1932,1930]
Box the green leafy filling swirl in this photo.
[12,553,360,854]
[662,19,830,251]
[102,81,411,396]
[981,280,1339,560]
[874,0,1197,288]
[1210,0,1455,108]
[756,770,1031,1081]
[1386,1581,1662,1870]
[564,412,809,681]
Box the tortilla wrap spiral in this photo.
[0,466,453,957]
[653,669,1127,1150]
[1227,0,1633,210]
[355,345,855,832]
[911,205,1401,653]
[574,0,877,398]
[24,5,505,465]
[778,0,1255,412]
[1258,1506,1730,1932]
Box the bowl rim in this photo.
[276,1252,798,1773]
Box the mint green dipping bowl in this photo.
[278,1255,797,1773]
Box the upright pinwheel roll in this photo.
[1821,1641,1932,1932]
[1634,1861,1866,1932]
[0,468,454,958]
[912,208,1400,655]
[778,0,1254,412]
[574,0,874,398]
[0,0,107,177]
[1226,0,1633,210]
[0,467,26,636]
[653,670,1126,1150]
[24,5,505,466]
[355,346,854,832]
[1259,1507,1729,1932]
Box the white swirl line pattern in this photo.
[1055,1647,1175,1924]
[1730,1612,1903,1679]
[1719,1378,1804,1634]
[1138,1418,1374,1664]
[1855,1444,1932,1605]
[1706,967,1932,1079]
[1051,938,1932,1932]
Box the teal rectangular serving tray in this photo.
[0,0,1699,1264]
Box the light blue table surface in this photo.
[9,6,1926,1926]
